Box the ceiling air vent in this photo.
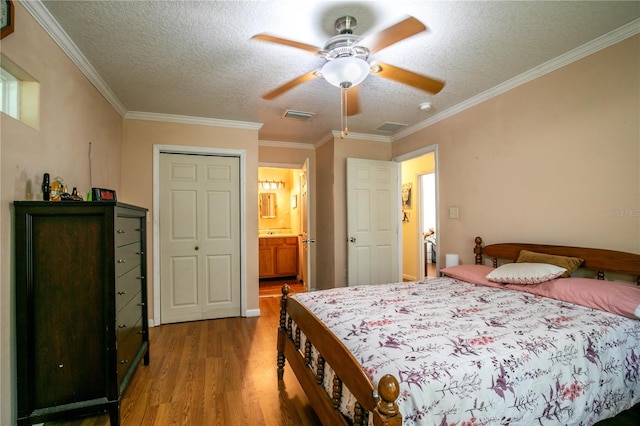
[282,109,315,121]
[376,122,408,133]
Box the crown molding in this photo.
[394,18,640,141]
[313,133,334,149]
[22,0,128,117]
[258,140,315,150]
[125,111,262,130]
[331,130,392,143]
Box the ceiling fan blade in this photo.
[262,70,320,100]
[372,62,445,94]
[346,86,360,116]
[251,34,321,54]
[359,16,426,54]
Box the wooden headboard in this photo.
[473,236,640,284]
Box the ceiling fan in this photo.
[252,15,445,137]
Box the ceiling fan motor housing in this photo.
[323,35,369,60]
[335,16,357,34]
[322,16,369,61]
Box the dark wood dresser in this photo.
[14,201,150,425]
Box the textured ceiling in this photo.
[35,1,640,145]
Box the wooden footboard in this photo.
[277,284,401,426]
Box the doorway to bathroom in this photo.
[258,164,309,296]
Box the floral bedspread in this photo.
[291,278,640,425]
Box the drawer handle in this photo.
[117,259,127,264]
[117,291,127,295]
[136,251,144,255]
[118,324,127,329]
[137,302,146,307]
[120,359,129,365]
[137,276,144,280]
[135,228,142,232]
[117,229,126,234]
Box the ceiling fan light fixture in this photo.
[321,56,370,88]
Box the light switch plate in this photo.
[449,206,459,219]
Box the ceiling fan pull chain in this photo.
[340,87,345,139]
[344,87,349,136]
[340,86,349,139]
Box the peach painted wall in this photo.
[315,138,335,290]
[393,35,640,265]
[0,4,124,424]
[120,119,260,317]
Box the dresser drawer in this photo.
[115,216,143,247]
[117,317,143,383]
[116,291,142,342]
[115,241,142,278]
[116,265,143,311]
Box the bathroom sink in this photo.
[259,230,296,237]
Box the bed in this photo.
[276,237,640,425]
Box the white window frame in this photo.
[0,66,20,119]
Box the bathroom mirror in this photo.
[259,193,276,218]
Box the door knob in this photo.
[349,237,356,243]
[195,246,199,251]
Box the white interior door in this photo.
[159,153,240,323]
[299,159,312,289]
[347,158,400,286]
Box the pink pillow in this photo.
[508,277,640,319]
[440,264,503,288]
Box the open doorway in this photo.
[258,165,308,297]
[399,149,437,281]
[420,172,437,278]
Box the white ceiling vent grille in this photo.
[282,109,315,121]
[375,122,408,133]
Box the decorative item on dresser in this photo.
[14,201,149,426]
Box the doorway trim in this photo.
[153,144,248,325]
[394,144,439,280]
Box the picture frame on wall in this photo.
[401,183,412,210]
[1,0,15,39]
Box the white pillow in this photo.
[486,262,566,284]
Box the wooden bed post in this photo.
[374,374,401,426]
[277,284,291,380]
[474,236,483,265]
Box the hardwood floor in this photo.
[44,296,320,426]
[43,293,639,426]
